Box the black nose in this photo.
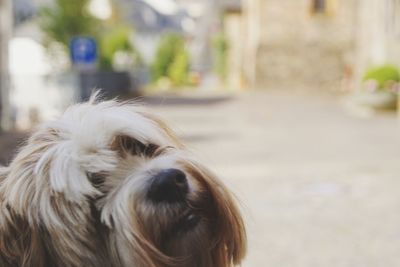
[148,169,188,203]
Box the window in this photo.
[312,0,326,13]
[310,0,337,16]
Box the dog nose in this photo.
[148,169,188,203]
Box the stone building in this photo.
[355,0,400,87]
[231,0,400,91]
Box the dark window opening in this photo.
[313,0,326,13]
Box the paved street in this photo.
[145,91,400,267]
[1,90,400,266]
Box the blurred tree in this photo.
[151,34,190,86]
[99,25,133,70]
[38,0,100,49]
[168,49,189,86]
[39,0,142,71]
[213,34,229,81]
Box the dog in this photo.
[0,94,247,267]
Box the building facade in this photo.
[237,0,400,91]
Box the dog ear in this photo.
[33,133,102,203]
[0,127,102,214]
[211,184,247,266]
[0,128,111,266]
[189,165,247,267]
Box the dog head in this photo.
[0,96,246,267]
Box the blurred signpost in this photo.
[70,36,99,101]
[70,37,97,71]
[0,0,12,131]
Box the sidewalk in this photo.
[146,90,400,267]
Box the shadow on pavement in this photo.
[139,95,234,106]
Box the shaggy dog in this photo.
[0,95,246,267]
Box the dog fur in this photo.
[0,95,246,267]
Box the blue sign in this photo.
[70,37,97,67]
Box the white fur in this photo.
[0,97,175,224]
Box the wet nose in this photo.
[148,168,188,203]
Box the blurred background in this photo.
[1,0,400,266]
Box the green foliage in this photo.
[363,65,400,89]
[168,50,190,85]
[212,34,229,80]
[38,0,99,49]
[99,25,134,70]
[151,34,190,86]
[38,1,141,70]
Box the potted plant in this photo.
[355,65,400,110]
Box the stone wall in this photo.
[252,0,358,91]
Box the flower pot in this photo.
[352,90,397,110]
